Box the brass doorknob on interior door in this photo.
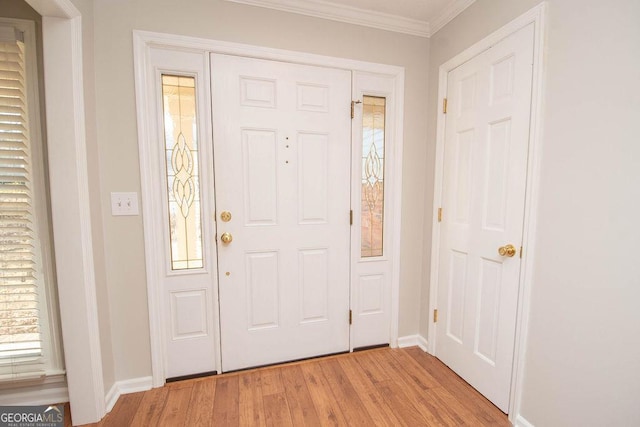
[220,232,233,244]
[498,244,516,257]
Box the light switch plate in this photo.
[111,192,139,216]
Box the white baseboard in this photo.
[514,414,535,427]
[105,383,119,413]
[416,335,429,352]
[397,334,429,352]
[105,376,153,413]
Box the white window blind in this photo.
[0,26,45,381]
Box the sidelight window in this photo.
[161,75,204,270]
[361,96,386,258]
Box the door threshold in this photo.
[223,351,351,375]
[166,370,218,383]
[353,343,390,352]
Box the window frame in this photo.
[0,17,64,385]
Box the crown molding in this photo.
[25,0,80,18]
[224,0,431,37]
[429,0,476,35]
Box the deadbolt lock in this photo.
[220,211,232,222]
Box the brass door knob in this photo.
[498,244,516,257]
[220,232,233,244]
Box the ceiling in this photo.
[224,0,476,37]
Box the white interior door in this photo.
[211,54,352,371]
[436,23,535,412]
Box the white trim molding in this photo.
[429,0,476,35]
[0,375,68,406]
[132,33,166,388]
[508,3,548,423]
[224,0,429,37]
[514,415,536,427]
[25,0,106,424]
[105,376,153,413]
[133,30,405,386]
[397,335,428,352]
[427,2,547,424]
[223,0,475,37]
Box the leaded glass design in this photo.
[361,96,386,258]
[161,75,203,270]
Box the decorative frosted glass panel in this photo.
[361,96,386,258]
[161,75,203,270]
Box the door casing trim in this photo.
[427,2,547,422]
[133,31,405,387]
[23,0,107,423]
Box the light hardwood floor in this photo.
[68,347,509,426]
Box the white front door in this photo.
[211,54,352,371]
[436,23,535,412]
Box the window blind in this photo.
[0,29,45,381]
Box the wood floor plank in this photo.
[373,379,431,426]
[280,365,321,427]
[61,348,509,427]
[337,355,404,426]
[239,371,266,427]
[129,387,170,427]
[383,349,489,426]
[156,385,194,427]
[184,378,217,426]
[424,386,498,426]
[405,347,509,426]
[262,392,293,427]
[353,349,393,383]
[357,350,444,425]
[103,391,144,427]
[387,347,441,390]
[318,358,375,426]
[300,361,349,426]
[259,368,285,396]
[212,376,240,426]
[372,348,433,394]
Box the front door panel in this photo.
[211,54,351,371]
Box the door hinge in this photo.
[351,100,362,119]
[438,207,443,222]
[433,309,438,323]
[443,98,448,114]
[350,209,353,225]
[349,309,353,325]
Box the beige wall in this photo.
[426,0,640,424]
[92,0,430,380]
